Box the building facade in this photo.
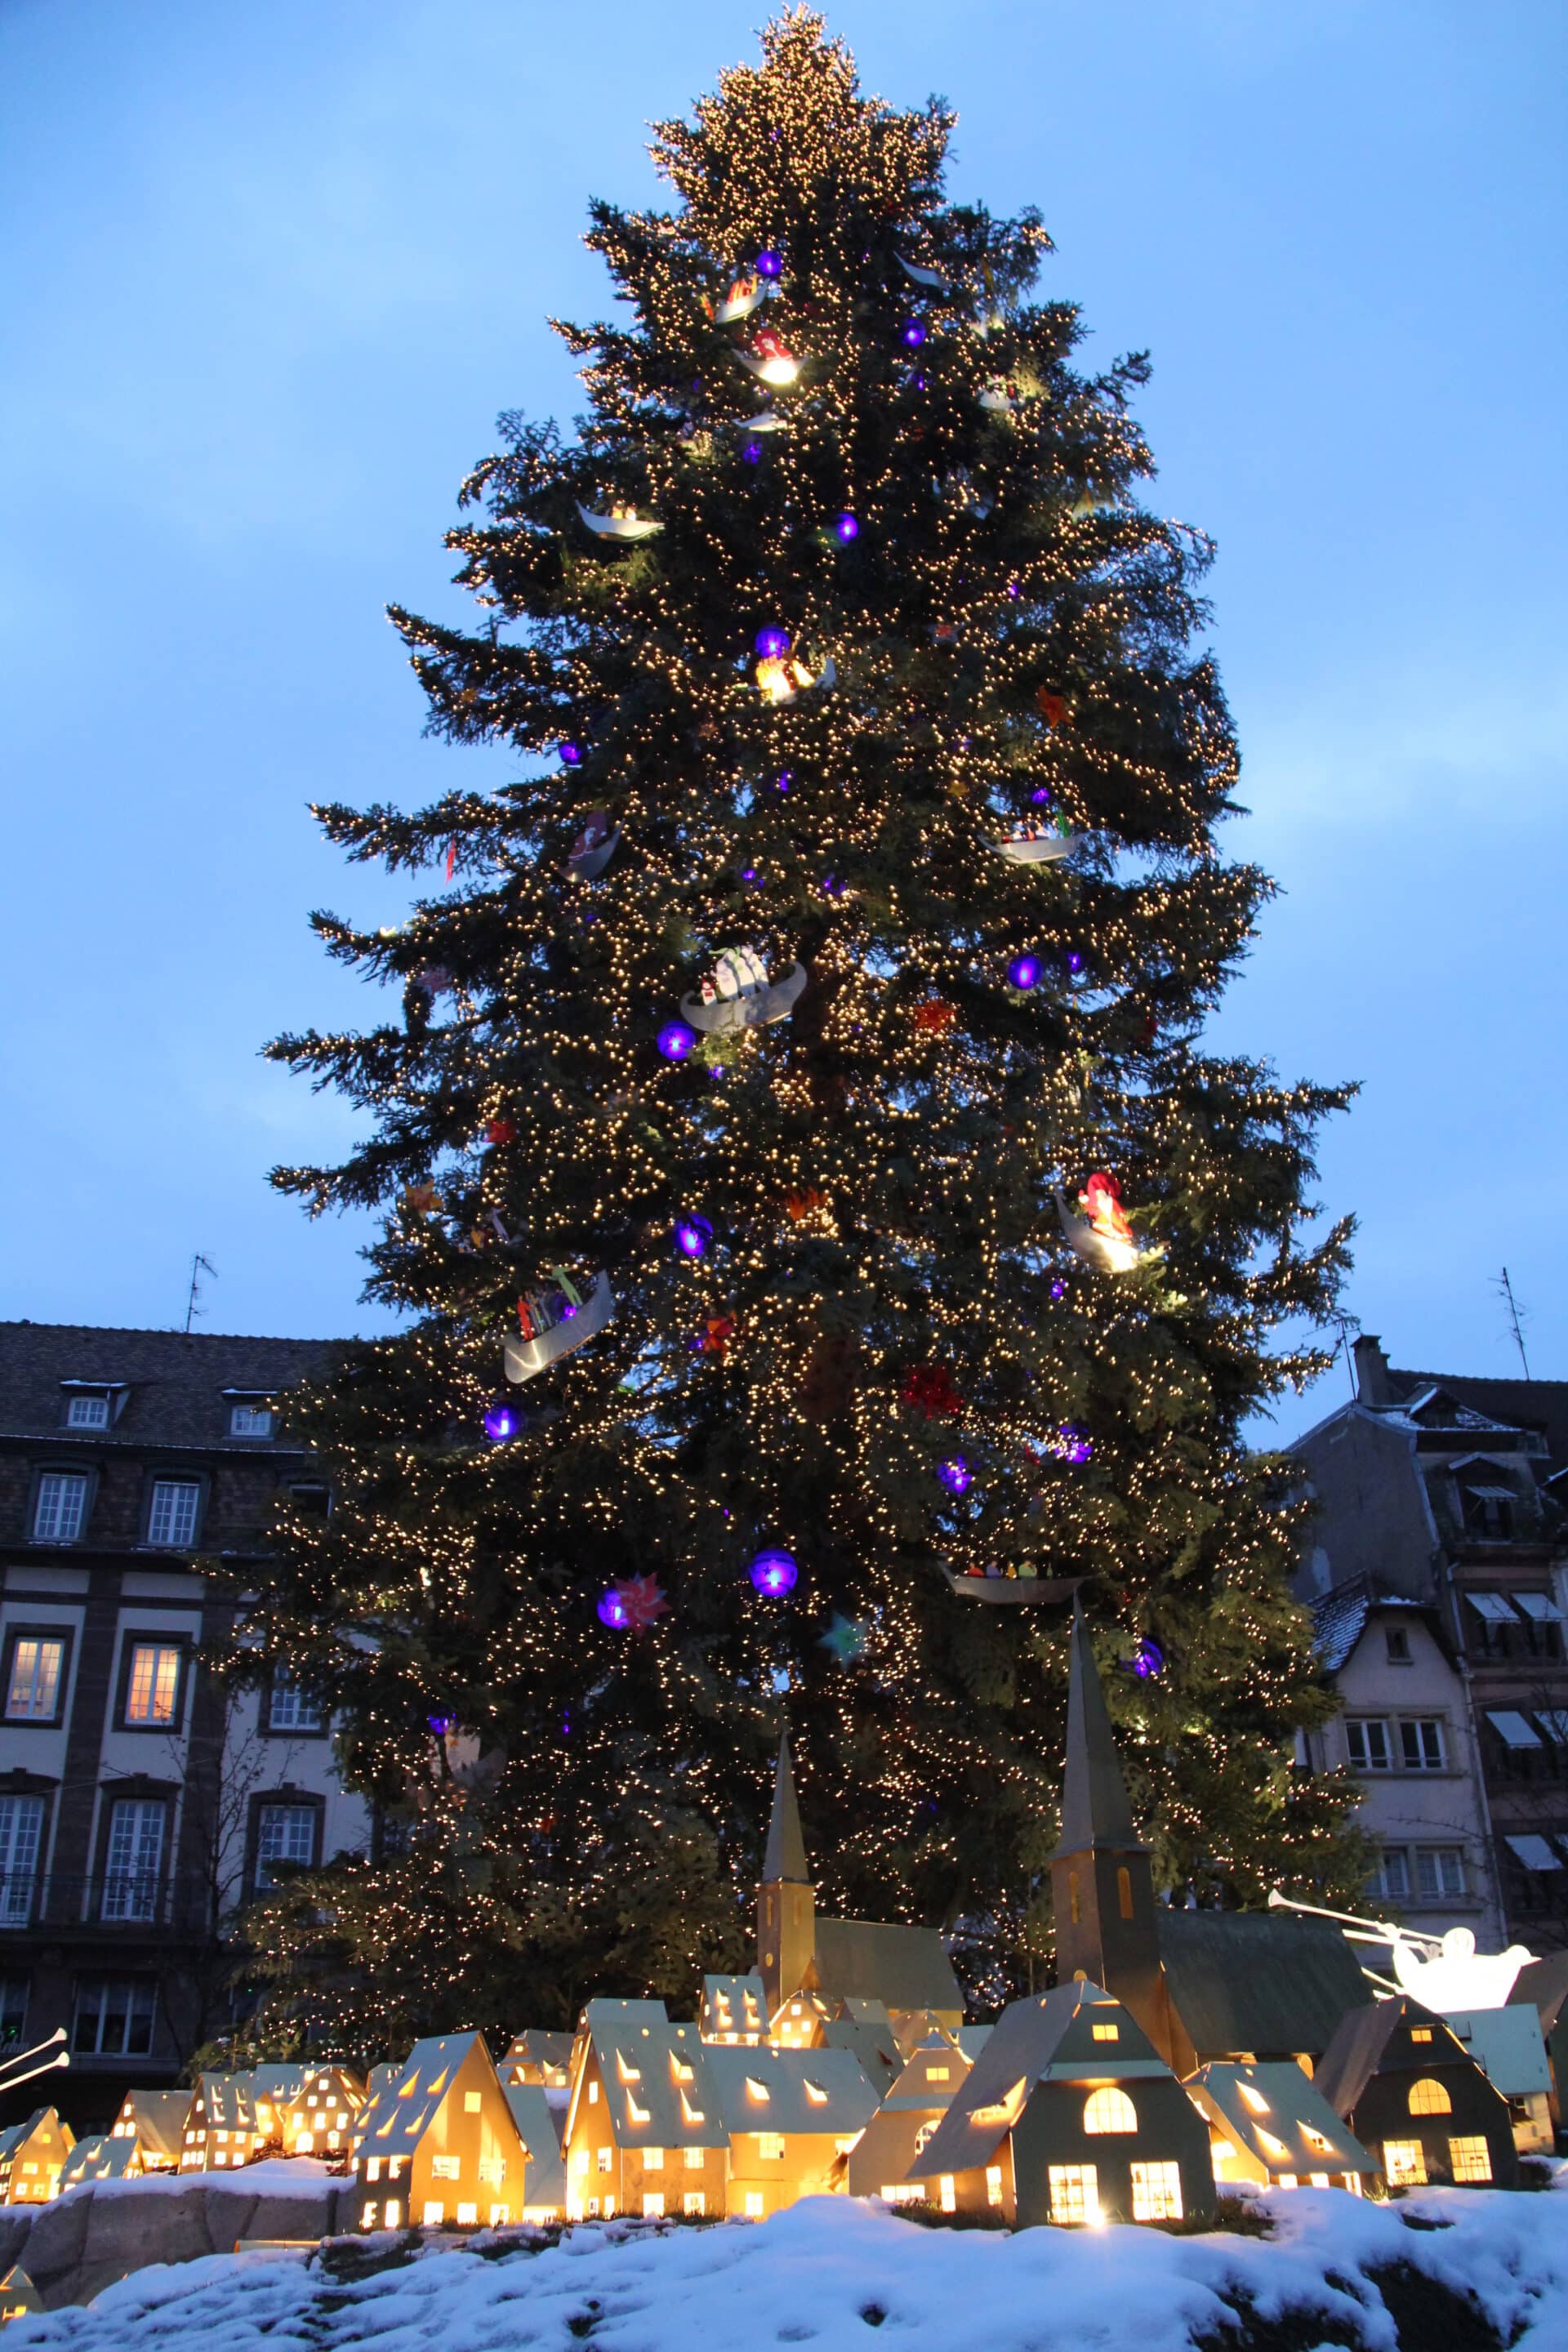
[1292,1338,1568,1951]
[0,1322,371,2127]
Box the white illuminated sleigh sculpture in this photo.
[944,1566,1084,1605]
[1054,1180,1148,1277]
[503,1272,616,1383]
[708,274,771,326]
[987,820,1084,865]
[564,812,620,882]
[577,504,662,542]
[680,946,808,1036]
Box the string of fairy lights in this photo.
[248,11,1365,2020]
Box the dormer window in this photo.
[226,1399,274,1438]
[1461,1485,1514,1541]
[66,1396,109,1431]
[59,1381,127,1431]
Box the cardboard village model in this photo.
[2,1603,1558,2283]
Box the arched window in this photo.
[1408,2078,1451,2117]
[1083,2087,1138,2135]
[1068,1870,1080,1926]
[1117,1867,1134,1920]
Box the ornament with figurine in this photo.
[987,804,1083,863]
[576,502,662,541]
[1054,1171,1154,1276]
[564,810,620,882]
[503,1269,616,1382]
[680,945,808,1035]
[706,270,771,325]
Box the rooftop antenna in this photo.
[1495,1267,1531,1380]
[185,1252,216,1334]
[1334,1314,1356,1401]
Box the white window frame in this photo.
[123,1642,183,1728]
[1398,1717,1446,1771]
[65,1395,109,1431]
[33,1473,88,1545]
[228,1404,274,1439]
[1372,1848,1410,1901]
[1414,1848,1466,1900]
[146,1480,201,1550]
[100,1800,166,1924]
[255,1802,318,1888]
[267,1671,326,1734]
[0,1797,45,1925]
[1345,1717,1392,1772]
[5,1636,66,1723]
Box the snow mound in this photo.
[11,2186,1568,2350]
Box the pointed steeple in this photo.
[1054,1596,1143,1858]
[763,1731,812,1884]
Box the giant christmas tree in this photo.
[240,11,1363,2051]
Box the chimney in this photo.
[1352,1334,1392,1407]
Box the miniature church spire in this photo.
[763,1730,812,1885]
[1054,1597,1143,1857]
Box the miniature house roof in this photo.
[819,2018,902,2095]
[908,1982,1171,2184]
[576,2021,729,2151]
[1054,1601,1143,1856]
[764,1735,812,1884]
[194,2076,258,2131]
[503,2084,567,2207]
[706,2042,881,2139]
[1156,1911,1374,2061]
[1189,2062,1375,2177]
[1446,2007,1552,2099]
[117,2090,191,2161]
[0,2110,59,2166]
[813,1918,964,2016]
[503,2030,573,2077]
[1313,1997,1475,2118]
[250,2064,309,2099]
[60,2136,136,2189]
[580,1998,671,2033]
[880,2034,978,2112]
[1512,1952,1568,2039]
[356,2032,498,2163]
[702,1976,769,2038]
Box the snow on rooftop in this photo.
[12,2180,1568,2350]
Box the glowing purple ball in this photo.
[1050,1280,1067,1300]
[597,1590,630,1629]
[835,513,859,543]
[755,626,791,659]
[1065,950,1085,978]
[936,1458,972,1496]
[558,741,584,768]
[674,1214,713,1260]
[749,1548,799,1597]
[901,319,928,349]
[755,249,782,279]
[1031,786,1054,806]
[1008,955,1040,991]
[426,1714,455,1735]
[1131,1638,1165,1680]
[657,1021,697,1062]
[743,440,763,464]
[483,1402,519,1443]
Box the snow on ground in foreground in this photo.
[12,2185,1568,2351]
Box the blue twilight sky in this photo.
[1,0,1563,1437]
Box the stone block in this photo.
[81,2185,215,2272]
[19,2190,92,2286]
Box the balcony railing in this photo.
[0,1871,225,1936]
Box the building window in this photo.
[228,1404,274,1438]
[1083,2087,1138,2135]
[0,1979,28,2047]
[683,2145,704,2171]
[1415,1848,1466,1900]
[596,2148,612,2173]
[684,2190,705,2216]
[642,2191,664,2217]
[267,1673,326,1735]
[5,1636,67,1723]
[1399,1720,1445,1771]
[0,1798,44,1927]
[1345,1719,1392,1772]
[1129,2162,1183,2222]
[1046,2164,1099,2225]
[145,1481,201,1549]
[33,1473,88,1545]
[421,2201,443,2227]
[123,1643,183,1728]
[1408,2078,1451,2117]
[1384,1625,1411,1663]
[643,2146,664,2171]
[72,1976,157,2056]
[985,2164,1004,2207]
[1448,2136,1492,2184]
[757,2134,786,2160]
[255,1802,318,1888]
[430,2154,461,2180]
[1382,2140,1427,2188]
[65,1395,109,1431]
[286,1482,332,1519]
[1516,1593,1564,1659]
[1372,1850,1410,1901]
[1463,1592,1517,1656]
[100,1800,166,1922]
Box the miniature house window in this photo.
[758,2134,786,2161]
[985,2165,1004,2207]
[929,2065,950,2081]
[146,1479,201,1549]
[596,2149,612,2172]
[1448,2136,1491,2183]
[33,1472,88,1544]
[684,2191,706,2216]
[1090,2024,1119,2043]
[5,1636,66,1723]
[1116,1867,1134,1919]
[1130,2163,1183,2221]
[1410,2027,1433,2043]
[1238,2085,1270,2116]
[744,2191,764,2218]
[1068,1871,1080,1925]
[643,2146,663,2170]
[1084,2088,1138,2135]
[1408,2078,1451,2117]
[1382,2140,1427,2187]
[643,2191,664,2217]
[1047,2164,1098,2225]
[684,2146,703,2170]
[430,2154,460,2179]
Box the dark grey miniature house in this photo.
[1512,1951,1568,2132]
[1313,1995,1518,2190]
[906,1979,1215,2228]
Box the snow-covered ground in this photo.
[11,2184,1568,2350]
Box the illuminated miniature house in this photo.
[277,2063,366,2158]
[771,1989,835,2050]
[1313,1997,1519,2189]
[58,2135,139,2189]
[0,2267,42,2321]
[1446,2007,1555,2155]
[502,2083,568,2221]
[355,2062,399,2139]
[108,2087,189,2172]
[564,2006,729,2221]
[1512,1951,1568,2132]
[706,2042,880,2221]
[702,1975,769,2046]
[350,2031,532,2232]
[907,1980,1214,2228]
[0,2109,73,2205]
[846,2029,983,2203]
[501,2030,573,2087]
[249,2065,308,2143]
[818,2002,904,2096]
[757,1735,964,2043]
[1187,2062,1375,2194]
[180,2075,264,2172]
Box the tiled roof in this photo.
[0,1322,341,1452]
[706,2042,880,2138]
[580,2020,728,2151]
[1157,1910,1373,2062]
[1391,1370,1568,1471]
[813,1917,964,2016]
[1312,1584,1370,1673]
